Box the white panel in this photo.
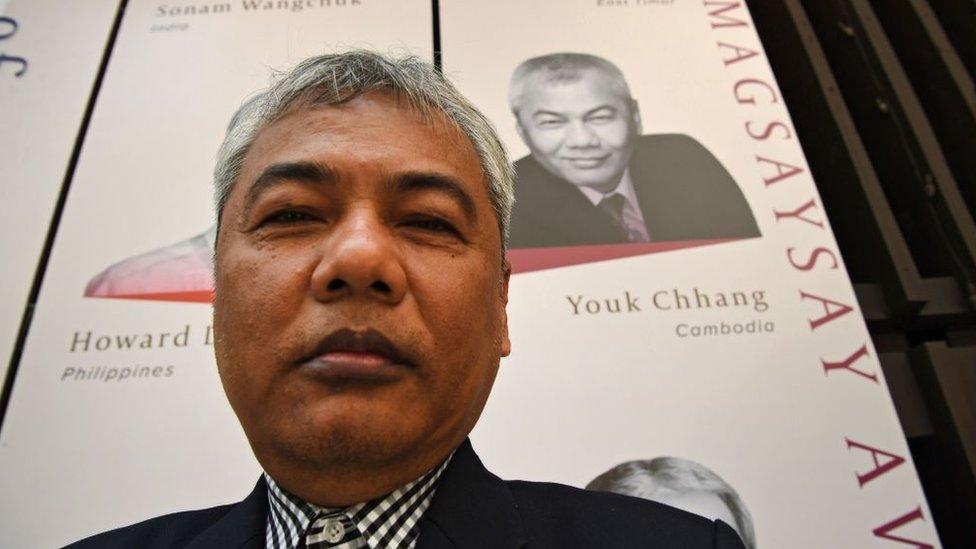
[443,1,939,547]
[0,0,118,388]
[0,2,433,547]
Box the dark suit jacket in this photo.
[509,133,761,248]
[66,439,745,548]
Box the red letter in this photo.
[703,1,749,28]
[822,344,878,383]
[717,41,758,66]
[774,198,824,228]
[745,120,792,140]
[800,291,853,330]
[733,78,778,105]
[845,438,906,487]
[873,507,933,548]
[756,155,804,186]
[732,78,779,105]
[787,247,839,271]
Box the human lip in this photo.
[297,328,413,384]
[562,155,610,169]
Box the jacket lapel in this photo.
[186,478,268,549]
[184,443,524,549]
[416,439,527,549]
[511,155,626,247]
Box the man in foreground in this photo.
[68,51,745,548]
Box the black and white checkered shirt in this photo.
[264,456,451,549]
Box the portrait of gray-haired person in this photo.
[507,52,760,249]
[587,457,756,549]
[66,51,745,549]
[82,98,261,301]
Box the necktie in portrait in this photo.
[599,192,649,243]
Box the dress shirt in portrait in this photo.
[577,170,651,242]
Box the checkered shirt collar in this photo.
[264,454,452,549]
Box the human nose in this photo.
[309,210,407,305]
[564,120,599,148]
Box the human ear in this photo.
[630,100,643,135]
[515,118,528,145]
[497,258,512,358]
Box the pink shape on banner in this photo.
[508,238,741,274]
[86,238,746,303]
[88,290,214,303]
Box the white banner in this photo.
[0,1,432,547]
[0,1,942,548]
[442,1,939,547]
[0,0,119,383]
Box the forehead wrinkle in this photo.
[526,70,632,102]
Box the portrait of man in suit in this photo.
[507,52,761,249]
[68,51,745,549]
[588,457,757,549]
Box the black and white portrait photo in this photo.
[507,53,761,249]
[587,457,756,549]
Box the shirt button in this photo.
[323,518,345,543]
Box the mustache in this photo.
[297,328,416,368]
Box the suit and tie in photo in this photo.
[506,53,759,250]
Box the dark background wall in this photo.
[746,1,975,546]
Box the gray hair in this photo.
[587,457,756,548]
[508,52,633,116]
[214,50,515,247]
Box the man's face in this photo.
[515,69,640,193]
[213,91,510,487]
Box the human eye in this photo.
[402,215,462,238]
[259,208,320,226]
[586,108,618,124]
[534,116,565,129]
